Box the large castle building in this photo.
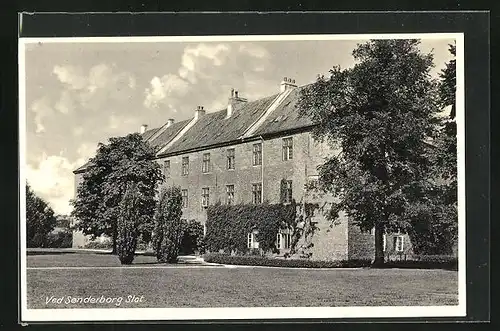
[72,78,413,261]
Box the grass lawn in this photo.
[27,253,458,309]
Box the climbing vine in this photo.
[205,201,297,254]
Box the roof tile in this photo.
[254,87,314,136]
[161,94,278,155]
[148,120,191,151]
[74,86,315,172]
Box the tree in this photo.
[298,39,442,265]
[435,43,457,203]
[71,133,163,253]
[407,42,458,255]
[116,183,142,264]
[152,186,185,263]
[26,183,57,247]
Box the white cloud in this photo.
[50,63,137,116]
[75,143,97,165]
[53,65,88,90]
[107,114,141,134]
[128,75,136,89]
[178,43,231,84]
[30,97,54,133]
[238,44,270,58]
[54,90,74,114]
[26,142,101,215]
[26,154,76,215]
[142,42,277,115]
[143,74,190,109]
[88,63,112,90]
[182,43,230,68]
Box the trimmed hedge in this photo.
[382,255,458,270]
[45,229,73,248]
[203,253,371,268]
[203,253,457,270]
[85,239,113,249]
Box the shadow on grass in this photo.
[27,249,113,256]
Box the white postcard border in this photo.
[19,32,466,322]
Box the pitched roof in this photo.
[74,85,316,173]
[141,127,160,141]
[148,119,191,151]
[253,87,315,136]
[74,161,92,174]
[159,94,278,155]
[73,127,176,174]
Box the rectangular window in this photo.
[181,189,188,208]
[283,180,293,204]
[163,160,170,178]
[227,148,235,170]
[247,232,259,249]
[276,229,291,249]
[226,185,235,205]
[201,187,210,208]
[252,183,262,204]
[282,137,293,161]
[284,232,291,249]
[394,235,404,252]
[202,153,211,173]
[181,157,189,176]
[253,143,262,166]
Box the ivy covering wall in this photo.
[205,202,297,254]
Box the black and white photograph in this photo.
[19,28,466,322]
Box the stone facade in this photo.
[71,173,87,248]
[158,131,327,225]
[72,79,415,260]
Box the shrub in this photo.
[381,255,458,270]
[153,186,184,263]
[45,229,73,248]
[116,183,142,265]
[136,235,152,252]
[203,253,457,270]
[180,220,205,255]
[85,238,113,249]
[203,253,371,268]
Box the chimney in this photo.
[140,124,148,134]
[195,106,206,120]
[280,77,297,93]
[226,88,248,119]
[166,118,175,127]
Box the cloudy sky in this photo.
[22,37,454,215]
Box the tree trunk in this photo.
[373,222,385,267]
[111,225,118,254]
